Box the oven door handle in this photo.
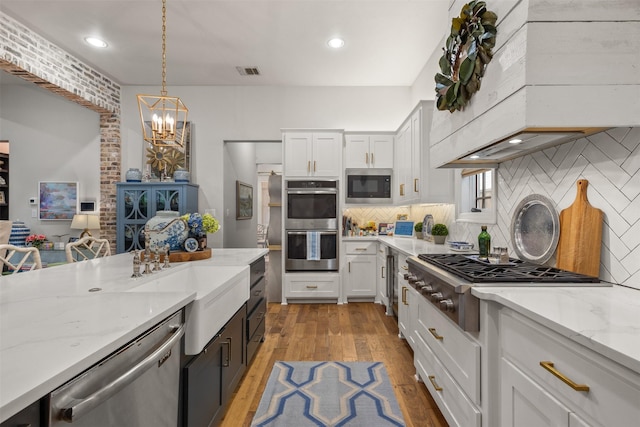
[59,324,185,423]
[286,231,337,235]
[286,189,338,195]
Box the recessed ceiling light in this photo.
[327,38,345,49]
[509,138,523,144]
[85,37,108,48]
[470,154,480,159]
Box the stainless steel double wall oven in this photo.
[285,180,339,272]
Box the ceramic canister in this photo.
[145,211,188,251]
[126,168,143,182]
[173,168,190,182]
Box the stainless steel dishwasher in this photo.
[48,310,184,427]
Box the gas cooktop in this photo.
[417,254,601,283]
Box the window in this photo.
[455,168,497,224]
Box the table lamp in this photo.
[71,214,100,238]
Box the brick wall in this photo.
[0,11,121,249]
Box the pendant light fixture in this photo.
[137,0,188,148]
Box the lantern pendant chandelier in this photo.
[137,0,188,148]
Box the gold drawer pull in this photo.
[306,285,318,289]
[540,361,589,392]
[428,375,443,391]
[428,328,444,340]
[402,287,408,305]
[354,247,368,251]
[400,265,408,271]
[414,178,419,192]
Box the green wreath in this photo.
[435,1,498,112]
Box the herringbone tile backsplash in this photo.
[457,127,640,290]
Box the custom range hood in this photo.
[429,0,640,168]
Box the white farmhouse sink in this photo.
[128,264,250,354]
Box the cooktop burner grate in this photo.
[417,254,600,283]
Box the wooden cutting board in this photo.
[141,248,211,263]
[556,180,603,277]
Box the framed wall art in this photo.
[39,181,78,220]
[236,181,253,220]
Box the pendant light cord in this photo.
[161,0,168,96]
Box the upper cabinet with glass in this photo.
[455,168,497,224]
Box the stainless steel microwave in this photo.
[345,168,393,204]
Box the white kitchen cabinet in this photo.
[394,101,454,205]
[283,272,340,302]
[376,243,388,307]
[283,131,342,177]
[344,134,394,169]
[499,308,640,427]
[397,270,419,350]
[343,241,377,300]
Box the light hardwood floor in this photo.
[220,302,448,427]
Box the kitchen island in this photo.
[0,248,267,424]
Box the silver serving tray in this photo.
[510,194,560,264]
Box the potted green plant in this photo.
[414,222,423,239]
[431,223,448,244]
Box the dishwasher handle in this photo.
[59,324,185,423]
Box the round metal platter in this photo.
[510,194,560,264]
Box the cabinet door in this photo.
[221,307,246,402]
[376,246,388,303]
[152,187,182,212]
[311,133,342,176]
[117,185,150,253]
[284,133,312,176]
[370,135,394,169]
[501,358,571,427]
[410,109,422,201]
[395,122,411,203]
[184,334,224,427]
[345,254,377,298]
[398,273,410,340]
[344,135,370,169]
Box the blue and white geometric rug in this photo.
[251,361,406,427]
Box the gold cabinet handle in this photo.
[348,261,351,273]
[428,327,444,340]
[414,178,419,192]
[381,266,385,278]
[306,284,318,289]
[366,152,369,164]
[540,361,589,392]
[400,183,405,196]
[354,247,368,251]
[314,160,316,172]
[402,287,408,305]
[371,152,374,165]
[428,375,443,391]
[307,160,311,172]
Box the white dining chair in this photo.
[65,236,112,263]
[0,244,42,274]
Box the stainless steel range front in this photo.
[407,254,607,331]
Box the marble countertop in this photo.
[472,285,640,374]
[0,248,268,422]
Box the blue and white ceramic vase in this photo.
[145,211,188,251]
[126,168,142,182]
[9,221,30,247]
[173,168,190,183]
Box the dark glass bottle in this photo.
[478,225,491,259]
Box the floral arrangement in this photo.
[181,212,220,237]
[25,233,47,248]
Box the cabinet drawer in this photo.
[247,318,265,364]
[285,275,339,298]
[247,298,266,338]
[416,296,480,404]
[500,309,640,426]
[248,277,266,314]
[414,332,481,427]
[344,241,377,255]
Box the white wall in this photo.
[120,85,412,246]
[0,79,100,240]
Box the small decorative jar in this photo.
[145,211,188,251]
[125,168,143,182]
[173,168,190,183]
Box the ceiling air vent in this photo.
[236,66,261,76]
